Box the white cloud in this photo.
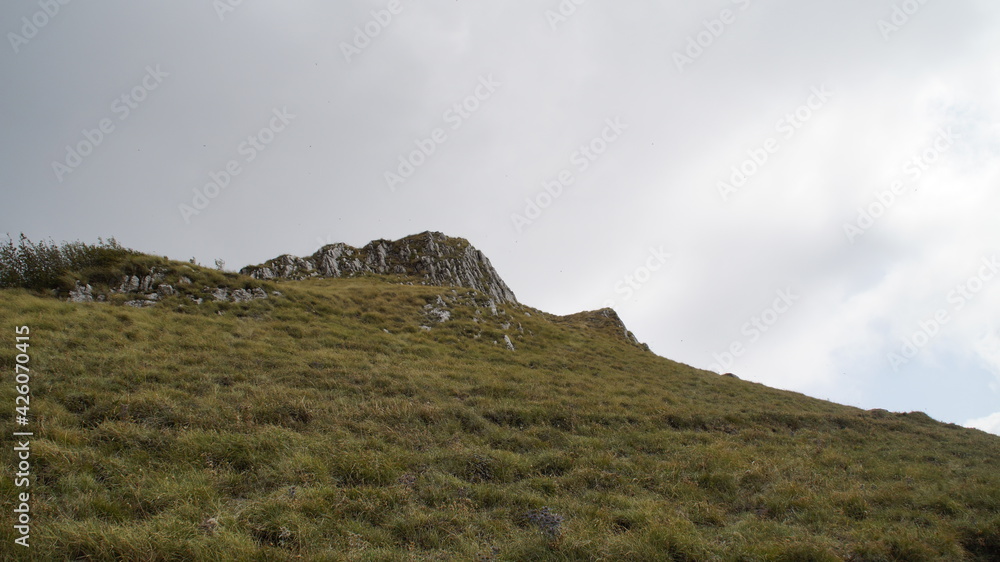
[965,412,1000,436]
[975,327,1000,382]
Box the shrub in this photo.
[0,233,135,290]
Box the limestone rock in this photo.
[241,231,518,304]
[504,335,516,351]
[122,275,140,293]
[68,282,94,303]
[423,295,451,323]
[231,289,254,303]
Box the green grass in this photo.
[1,268,999,560]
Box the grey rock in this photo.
[158,284,175,296]
[210,288,228,302]
[426,308,450,322]
[178,276,192,285]
[230,289,253,303]
[68,282,94,303]
[122,275,140,293]
[241,231,518,304]
[423,295,451,323]
[504,335,516,351]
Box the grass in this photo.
[0,258,999,560]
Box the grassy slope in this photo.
[1,266,999,561]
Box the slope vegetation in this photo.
[1,254,998,561]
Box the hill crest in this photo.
[240,231,518,305]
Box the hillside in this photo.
[1,236,999,560]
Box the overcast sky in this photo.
[2,0,999,435]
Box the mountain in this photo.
[0,233,998,560]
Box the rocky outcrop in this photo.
[69,281,95,303]
[561,308,651,352]
[241,231,518,304]
[65,266,275,308]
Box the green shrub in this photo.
[0,233,135,290]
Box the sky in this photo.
[2,0,998,435]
